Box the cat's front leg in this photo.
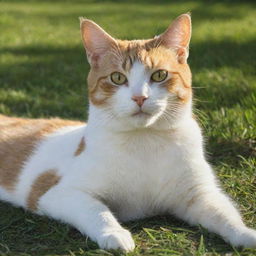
[171,161,256,248]
[37,187,135,252]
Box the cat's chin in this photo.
[127,112,159,129]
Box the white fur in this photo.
[0,62,255,252]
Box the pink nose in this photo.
[132,95,148,107]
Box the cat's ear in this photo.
[80,18,118,66]
[154,13,191,64]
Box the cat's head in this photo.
[80,14,192,131]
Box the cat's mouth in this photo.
[132,110,150,117]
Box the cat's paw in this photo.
[98,228,135,252]
[239,228,256,248]
[229,227,256,248]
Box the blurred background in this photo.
[0,0,255,255]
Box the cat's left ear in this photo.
[80,18,118,67]
[153,13,191,64]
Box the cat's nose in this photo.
[132,95,148,107]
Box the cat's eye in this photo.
[110,72,127,85]
[151,70,168,82]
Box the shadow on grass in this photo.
[2,0,256,31]
[0,202,98,256]
[206,138,256,165]
[0,45,89,119]
[5,0,256,4]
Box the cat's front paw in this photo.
[229,227,256,248]
[98,228,135,252]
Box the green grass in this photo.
[0,0,255,255]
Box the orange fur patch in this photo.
[27,169,60,211]
[89,76,117,106]
[0,115,83,191]
[74,136,86,156]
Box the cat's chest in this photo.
[83,136,186,219]
[89,134,182,181]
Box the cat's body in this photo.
[0,14,255,252]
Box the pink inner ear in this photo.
[156,14,191,60]
[90,54,100,68]
[91,54,100,62]
[80,19,117,66]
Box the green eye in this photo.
[151,70,168,82]
[110,72,127,85]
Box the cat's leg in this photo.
[37,187,135,252]
[171,161,256,248]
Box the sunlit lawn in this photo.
[0,0,255,255]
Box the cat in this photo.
[0,13,255,252]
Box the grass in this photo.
[0,0,255,255]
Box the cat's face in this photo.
[81,14,192,131]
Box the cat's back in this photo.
[0,115,84,205]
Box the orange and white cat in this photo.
[0,14,255,252]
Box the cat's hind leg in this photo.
[37,187,135,252]
[170,164,256,248]
[175,186,256,248]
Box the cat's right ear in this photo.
[80,18,117,67]
[151,13,192,64]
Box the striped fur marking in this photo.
[74,136,86,156]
